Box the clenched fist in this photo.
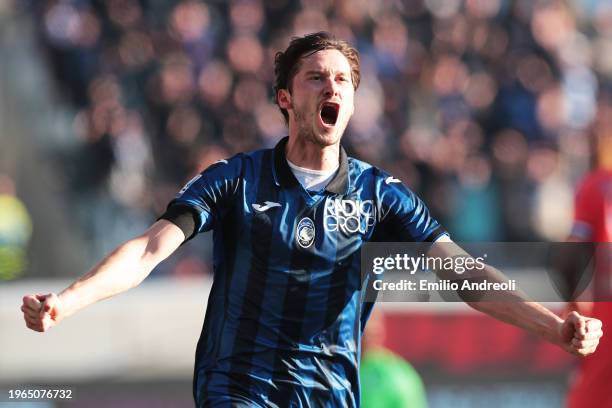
[559,311,603,357]
[21,293,64,332]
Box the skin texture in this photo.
[278,49,355,171]
[21,44,602,359]
[21,220,184,332]
[430,235,603,357]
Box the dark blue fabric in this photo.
[165,137,446,407]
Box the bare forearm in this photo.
[469,300,563,345]
[459,266,563,344]
[427,238,602,355]
[21,220,184,332]
[58,238,156,317]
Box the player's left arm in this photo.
[429,235,603,357]
[377,170,602,356]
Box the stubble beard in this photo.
[293,107,341,148]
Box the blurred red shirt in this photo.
[567,169,612,408]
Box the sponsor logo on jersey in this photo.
[323,199,376,234]
[253,201,282,212]
[296,217,315,248]
[385,176,401,184]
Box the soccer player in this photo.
[565,164,611,408]
[21,32,602,407]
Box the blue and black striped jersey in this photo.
[162,136,446,407]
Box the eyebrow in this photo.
[304,70,350,76]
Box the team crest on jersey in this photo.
[296,217,315,248]
[323,199,376,234]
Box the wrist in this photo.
[57,289,78,318]
[537,311,564,346]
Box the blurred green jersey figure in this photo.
[360,310,428,408]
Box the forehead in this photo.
[296,49,352,75]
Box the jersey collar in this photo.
[272,136,350,195]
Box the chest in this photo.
[235,186,378,261]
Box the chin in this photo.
[294,113,345,147]
[312,131,341,147]
[314,121,347,146]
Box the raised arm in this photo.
[21,219,185,332]
[428,235,603,357]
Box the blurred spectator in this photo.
[0,174,32,280]
[22,0,612,275]
[565,95,612,408]
[360,309,428,408]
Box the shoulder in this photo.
[176,152,250,196]
[199,146,273,177]
[347,157,392,183]
[348,156,413,194]
[242,145,271,162]
[237,145,277,171]
[347,156,374,173]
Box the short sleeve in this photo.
[160,155,243,241]
[375,169,447,242]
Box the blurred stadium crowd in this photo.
[3,0,612,278]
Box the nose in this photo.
[323,77,340,98]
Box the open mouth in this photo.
[319,102,340,126]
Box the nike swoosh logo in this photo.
[215,159,228,165]
[385,176,401,184]
[253,201,282,212]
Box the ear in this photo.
[277,89,292,110]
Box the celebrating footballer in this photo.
[21,32,603,407]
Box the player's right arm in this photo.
[21,219,185,332]
[22,154,242,332]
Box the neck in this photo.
[285,135,340,171]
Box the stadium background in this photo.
[1,0,610,406]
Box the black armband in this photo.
[425,226,448,242]
[158,205,199,242]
